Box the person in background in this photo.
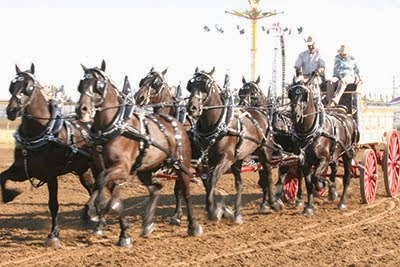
[294,36,326,78]
[326,44,361,107]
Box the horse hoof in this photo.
[169,217,181,226]
[295,199,304,208]
[259,204,272,214]
[271,199,284,212]
[328,188,338,201]
[141,223,155,238]
[338,203,347,211]
[302,206,314,216]
[89,216,100,222]
[233,214,244,225]
[223,206,235,221]
[44,237,61,247]
[208,206,223,221]
[2,189,22,203]
[90,229,104,235]
[188,223,203,237]
[116,237,133,247]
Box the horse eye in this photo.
[295,88,301,94]
[17,76,25,82]
[196,77,202,81]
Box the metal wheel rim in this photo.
[383,130,400,197]
[360,149,378,204]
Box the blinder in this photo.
[80,72,107,96]
[10,73,36,97]
[187,73,213,93]
[288,85,309,103]
[139,72,164,92]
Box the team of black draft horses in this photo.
[1,60,359,247]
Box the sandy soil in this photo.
[1,119,400,267]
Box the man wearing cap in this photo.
[294,36,325,78]
[326,44,361,107]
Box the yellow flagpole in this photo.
[226,0,282,81]
[251,17,257,81]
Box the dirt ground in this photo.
[1,119,400,267]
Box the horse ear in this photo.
[242,76,246,84]
[30,63,35,74]
[255,76,260,84]
[161,68,168,76]
[150,66,155,72]
[81,64,88,72]
[101,60,106,71]
[209,66,215,76]
[195,66,199,73]
[15,64,21,74]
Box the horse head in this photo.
[238,75,268,107]
[186,66,222,118]
[7,63,40,121]
[288,71,325,131]
[76,59,117,122]
[134,67,172,106]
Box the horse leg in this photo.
[177,171,203,237]
[92,171,110,236]
[78,170,96,222]
[258,149,283,213]
[44,178,61,247]
[139,172,162,238]
[302,166,315,215]
[229,161,244,224]
[274,165,287,201]
[169,178,183,226]
[338,156,352,211]
[110,184,132,247]
[207,155,232,221]
[0,164,24,203]
[328,161,338,201]
[295,167,304,207]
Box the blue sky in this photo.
[0,0,399,100]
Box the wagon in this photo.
[282,82,400,204]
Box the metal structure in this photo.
[226,0,282,81]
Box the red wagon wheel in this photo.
[383,130,400,198]
[282,167,299,204]
[360,149,378,204]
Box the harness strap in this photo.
[21,149,47,188]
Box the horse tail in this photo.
[352,118,360,145]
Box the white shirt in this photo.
[294,49,325,75]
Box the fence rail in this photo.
[0,104,76,118]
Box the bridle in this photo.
[238,82,264,106]
[137,72,169,105]
[288,82,325,142]
[78,68,123,117]
[187,72,220,115]
[9,72,40,116]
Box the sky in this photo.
[0,0,399,101]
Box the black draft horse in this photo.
[186,67,283,224]
[287,73,359,215]
[238,76,305,206]
[75,60,202,247]
[1,64,95,246]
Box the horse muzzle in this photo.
[6,106,20,121]
[76,103,93,122]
